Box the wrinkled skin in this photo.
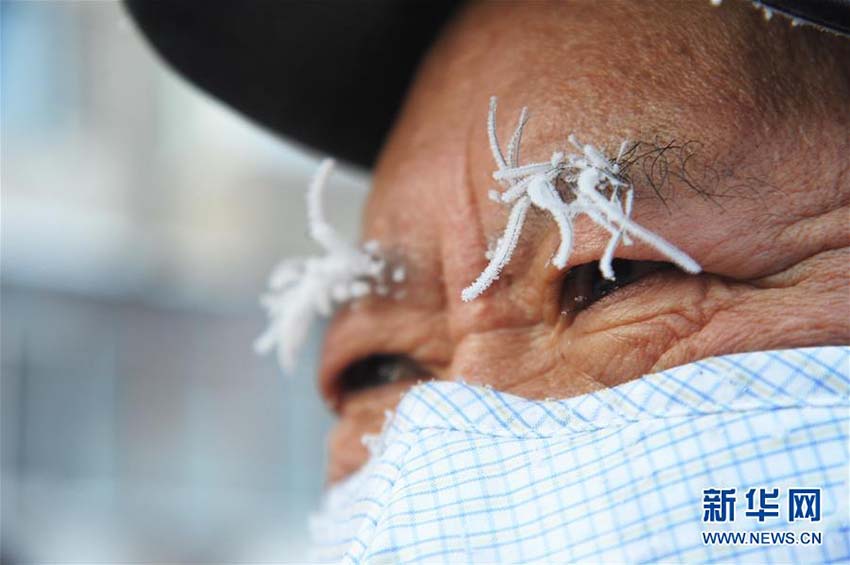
[319,0,850,483]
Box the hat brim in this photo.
[126,0,849,169]
[125,0,460,168]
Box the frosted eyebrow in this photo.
[461,97,701,302]
[255,159,401,373]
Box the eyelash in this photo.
[559,258,672,315]
[337,354,432,398]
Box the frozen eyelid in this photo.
[461,96,701,302]
[255,159,395,374]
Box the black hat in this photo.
[126,0,849,169]
[126,0,459,168]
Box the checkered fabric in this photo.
[310,347,850,563]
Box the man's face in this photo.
[319,1,850,482]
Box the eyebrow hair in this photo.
[614,137,769,211]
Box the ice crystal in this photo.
[461,97,701,302]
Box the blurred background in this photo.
[1,1,370,561]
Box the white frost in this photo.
[255,159,387,372]
[461,96,701,302]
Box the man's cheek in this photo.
[328,380,418,484]
[560,275,740,382]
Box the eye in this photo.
[559,258,672,314]
[337,354,432,398]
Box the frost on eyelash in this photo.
[461,97,701,302]
[255,159,401,373]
